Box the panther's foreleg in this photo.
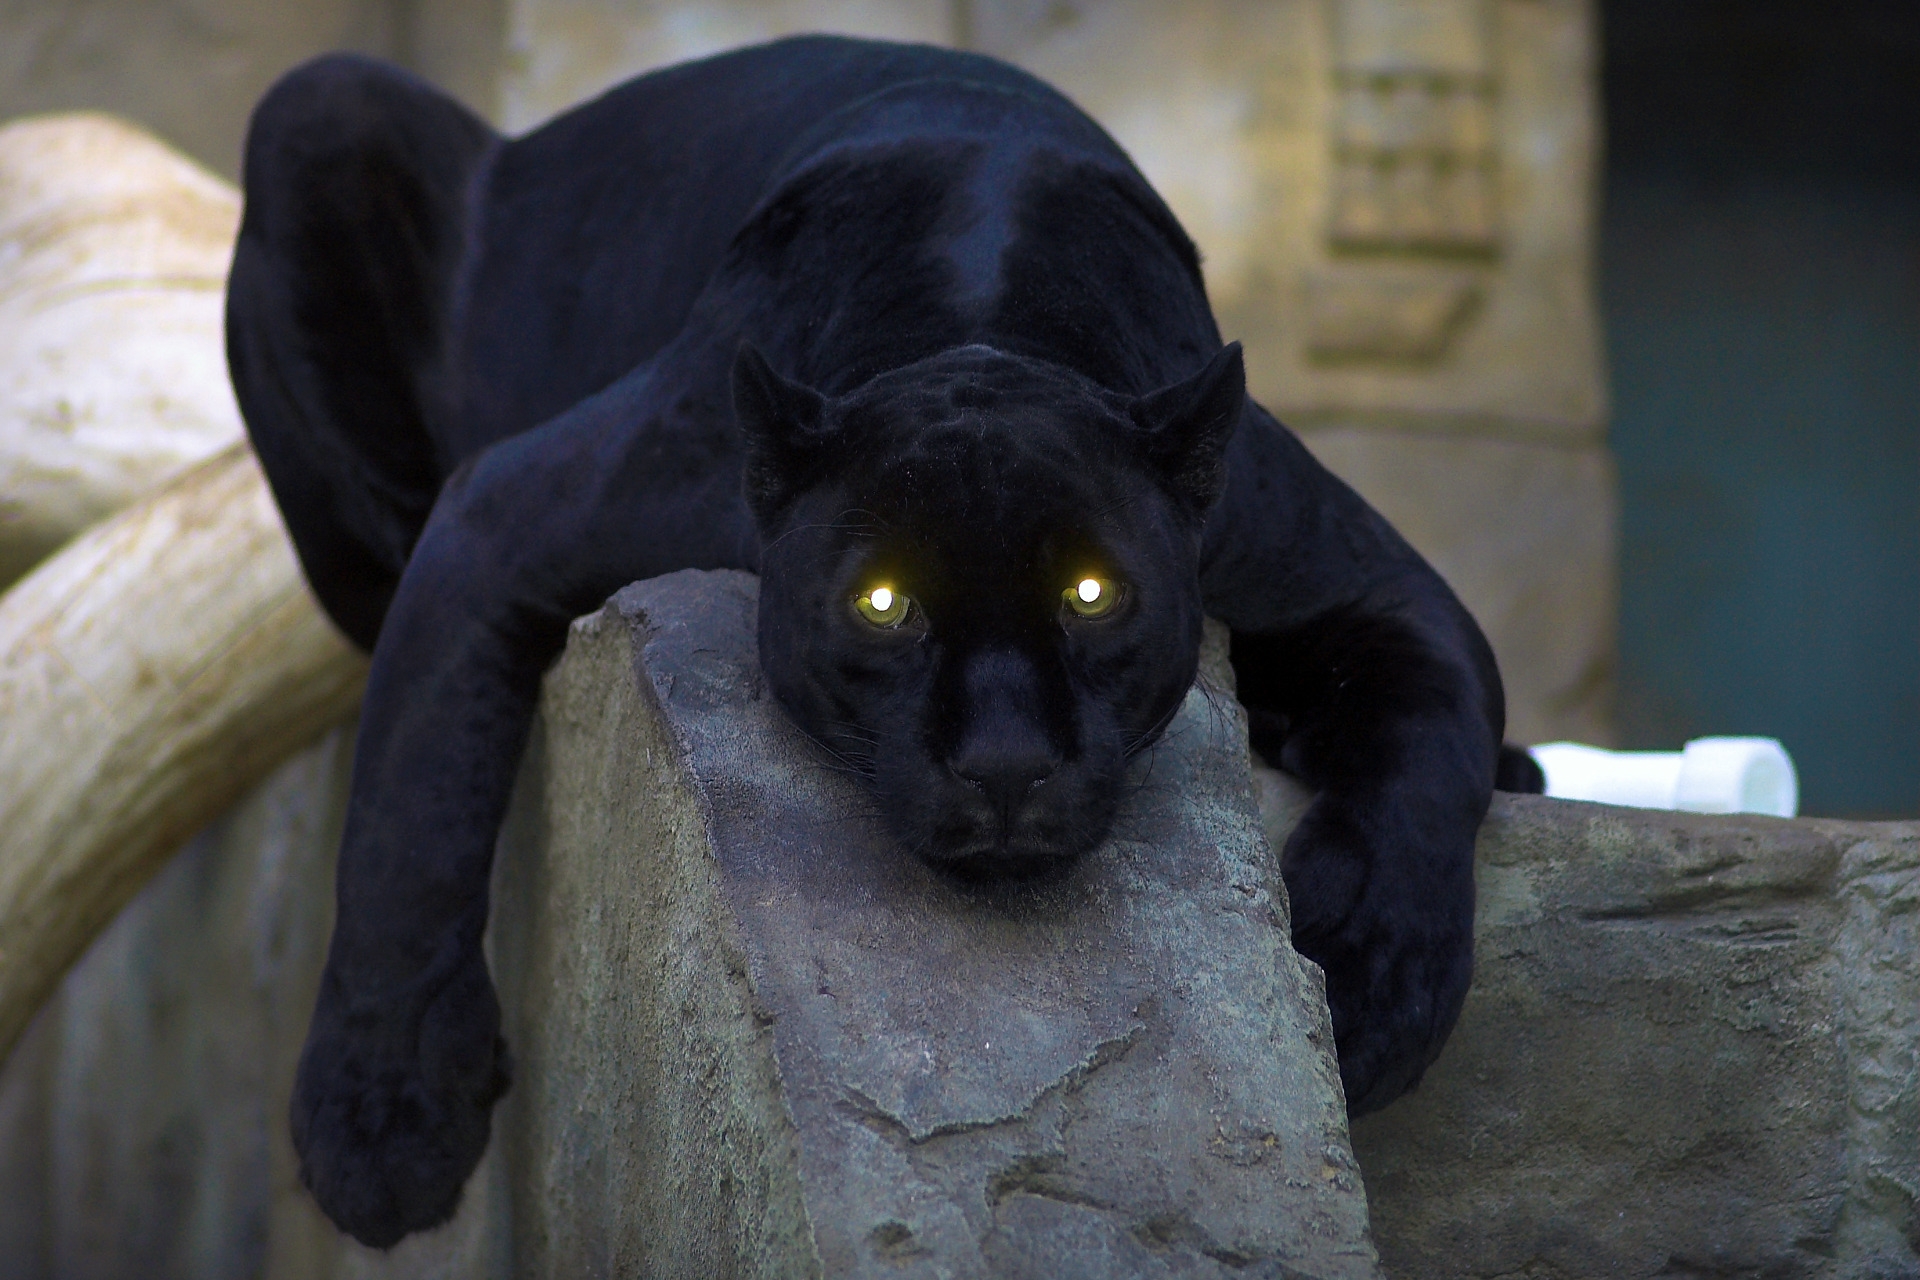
[1202,405,1503,1117]
[289,354,753,1247]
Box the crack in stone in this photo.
[1133,1209,1273,1270]
[835,1022,1147,1145]
[985,1155,1109,1211]
[992,1175,1311,1273]
[1582,886,1835,924]
[866,1220,932,1262]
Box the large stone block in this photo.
[487,569,1381,1276]
[0,728,353,1280]
[0,572,1383,1277]
[1328,792,1920,1277]
[0,722,510,1280]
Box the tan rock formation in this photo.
[0,114,370,1061]
[0,113,245,589]
[0,444,368,1066]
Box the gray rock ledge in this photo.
[1324,783,1919,1278]
[485,569,1383,1278]
[6,568,1909,1277]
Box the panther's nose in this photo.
[945,647,1065,830]
[950,746,1057,820]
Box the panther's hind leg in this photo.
[226,54,498,649]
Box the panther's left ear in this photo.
[733,343,832,526]
[1129,342,1244,515]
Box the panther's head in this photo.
[735,342,1244,876]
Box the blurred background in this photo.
[0,0,1912,817]
[1603,0,1916,818]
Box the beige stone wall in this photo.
[0,0,1615,743]
[497,0,954,131]
[0,0,506,179]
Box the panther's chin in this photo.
[924,843,1083,884]
[869,750,1128,883]
[917,814,1108,882]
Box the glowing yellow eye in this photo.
[854,585,911,627]
[1064,577,1118,618]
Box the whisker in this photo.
[790,722,879,781]
[760,515,885,555]
[1089,484,1152,521]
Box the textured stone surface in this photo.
[487,569,1381,1277]
[0,723,512,1280]
[0,573,1382,1277]
[3,573,1913,1276]
[1311,788,1920,1278]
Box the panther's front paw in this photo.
[1280,795,1475,1117]
[290,954,511,1248]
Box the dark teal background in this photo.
[1602,1,1918,817]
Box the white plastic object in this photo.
[1528,737,1799,818]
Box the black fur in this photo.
[227,37,1538,1248]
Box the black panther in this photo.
[227,35,1542,1248]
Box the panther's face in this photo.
[737,343,1243,876]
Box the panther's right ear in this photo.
[1129,342,1244,517]
[732,343,831,526]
